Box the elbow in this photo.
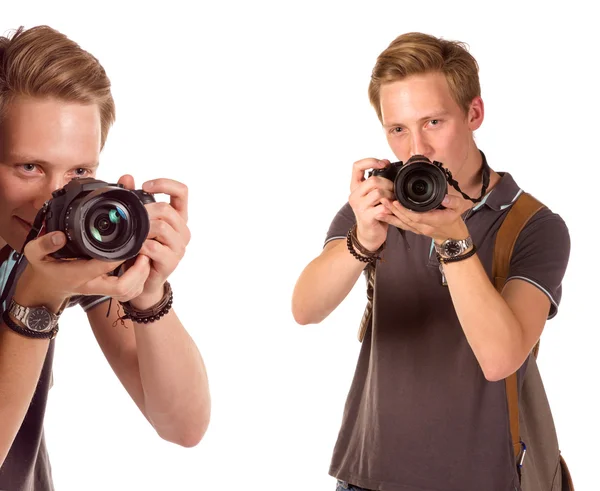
[155,400,211,448]
[291,296,320,326]
[480,357,523,383]
[159,411,210,448]
[292,309,312,326]
[291,304,322,326]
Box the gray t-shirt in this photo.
[324,171,570,491]
[0,246,108,491]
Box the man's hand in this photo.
[13,231,151,311]
[349,158,395,251]
[117,175,191,310]
[379,193,472,243]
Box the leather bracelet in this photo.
[1,310,58,339]
[437,244,478,265]
[346,224,385,264]
[119,281,173,324]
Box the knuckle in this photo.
[114,282,131,298]
[158,202,171,214]
[180,182,189,198]
[147,240,161,253]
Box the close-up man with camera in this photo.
[0,25,210,490]
[292,32,572,491]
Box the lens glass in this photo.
[85,201,132,249]
[404,173,435,203]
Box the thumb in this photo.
[118,174,135,190]
[23,232,66,263]
[441,194,462,210]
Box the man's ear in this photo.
[468,96,484,131]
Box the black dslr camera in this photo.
[369,155,448,212]
[40,178,155,261]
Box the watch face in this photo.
[443,241,462,257]
[27,309,54,333]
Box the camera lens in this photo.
[404,172,435,204]
[89,206,126,243]
[394,160,447,212]
[85,201,132,251]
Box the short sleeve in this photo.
[67,295,110,312]
[506,208,571,319]
[324,202,356,247]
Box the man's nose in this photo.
[410,132,433,158]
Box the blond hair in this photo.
[368,32,480,122]
[0,25,115,148]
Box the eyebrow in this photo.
[383,111,451,129]
[9,154,99,168]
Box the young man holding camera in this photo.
[0,26,210,490]
[292,32,570,490]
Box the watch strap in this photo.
[435,236,473,258]
[2,310,59,339]
[7,299,61,332]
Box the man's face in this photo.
[0,96,102,251]
[379,71,483,176]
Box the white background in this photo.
[3,1,599,490]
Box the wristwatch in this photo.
[6,299,61,337]
[434,236,474,259]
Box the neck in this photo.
[450,145,501,203]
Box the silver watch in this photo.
[8,299,61,334]
[434,236,473,259]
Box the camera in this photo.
[41,178,155,261]
[369,155,448,212]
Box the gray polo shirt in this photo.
[324,171,570,491]
[0,246,108,491]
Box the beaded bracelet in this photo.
[436,244,478,265]
[119,281,173,324]
[346,224,385,264]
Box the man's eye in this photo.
[392,127,403,133]
[430,119,439,125]
[74,168,90,176]
[22,164,37,172]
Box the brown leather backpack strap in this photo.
[357,263,376,342]
[492,192,545,461]
[492,192,545,291]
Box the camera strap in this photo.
[0,202,50,308]
[433,152,491,204]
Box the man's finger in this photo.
[23,232,67,263]
[441,194,462,210]
[143,178,188,222]
[351,158,390,192]
[118,174,136,190]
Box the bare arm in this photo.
[443,255,550,381]
[292,158,394,325]
[87,299,210,447]
[292,239,367,325]
[379,194,567,382]
[0,323,51,467]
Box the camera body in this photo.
[369,155,448,212]
[43,178,155,261]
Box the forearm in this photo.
[292,240,367,325]
[133,308,210,447]
[443,253,526,381]
[0,325,50,467]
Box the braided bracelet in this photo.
[437,244,478,265]
[346,224,385,264]
[119,281,173,324]
[2,310,59,339]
